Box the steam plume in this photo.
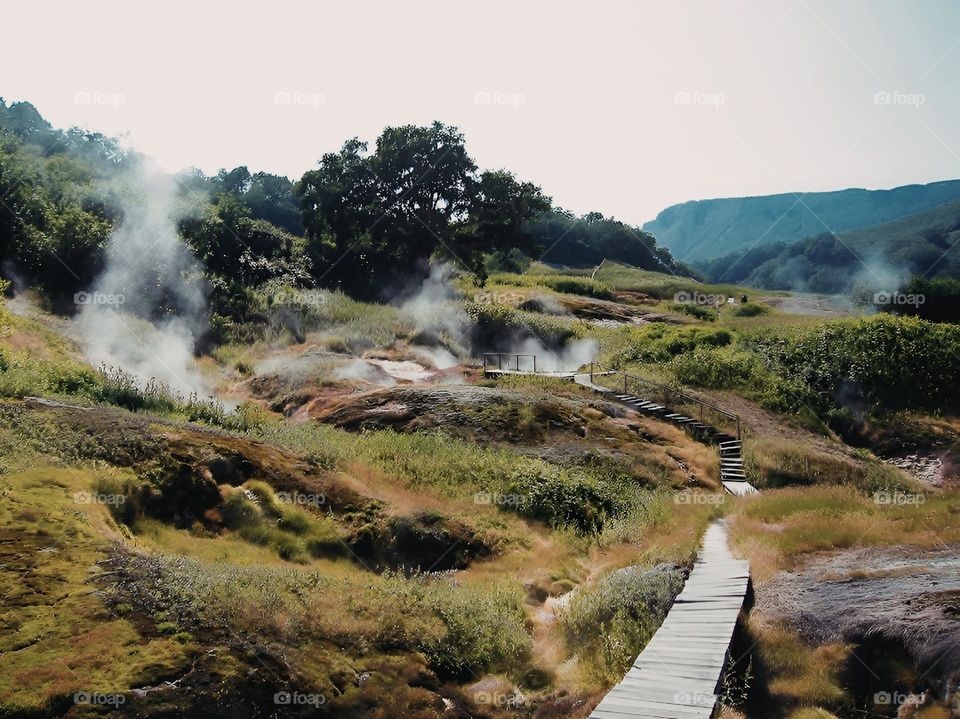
[75,161,210,397]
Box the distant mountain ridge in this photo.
[644,180,960,262]
[695,197,960,293]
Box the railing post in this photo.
[498,354,502,370]
[533,356,537,373]
[624,373,628,394]
[737,417,741,440]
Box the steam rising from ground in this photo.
[75,162,211,397]
[401,263,469,346]
[400,262,597,372]
[514,337,598,372]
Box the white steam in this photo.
[75,162,211,397]
[401,263,469,346]
[513,336,598,372]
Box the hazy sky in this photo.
[3,0,959,223]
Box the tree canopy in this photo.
[0,100,690,325]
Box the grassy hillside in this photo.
[644,180,960,262]
[3,101,960,719]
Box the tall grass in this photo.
[593,262,755,299]
[561,563,684,683]
[485,272,615,299]
[106,549,531,680]
[256,422,670,536]
[0,352,265,433]
[257,284,435,350]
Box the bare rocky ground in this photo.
[765,294,856,318]
[884,453,949,486]
[756,545,960,716]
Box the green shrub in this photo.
[487,248,532,274]
[105,552,532,682]
[486,273,614,300]
[668,302,718,321]
[747,314,960,412]
[155,621,179,635]
[670,346,759,389]
[0,355,101,400]
[507,461,624,535]
[886,276,960,323]
[465,301,583,349]
[221,491,261,529]
[98,367,179,414]
[277,509,312,535]
[730,302,768,317]
[606,324,733,365]
[419,578,530,679]
[562,564,684,681]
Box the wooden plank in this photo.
[589,519,749,718]
[506,369,760,719]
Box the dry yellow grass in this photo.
[726,483,960,716]
[728,485,960,581]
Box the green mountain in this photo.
[644,181,960,262]
[696,197,960,293]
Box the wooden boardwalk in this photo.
[484,368,578,379]
[481,357,755,716]
[589,519,750,719]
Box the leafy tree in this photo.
[462,170,550,273]
[244,172,303,235]
[488,247,533,274]
[298,123,478,297]
[180,196,311,292]
[215,166,252,197]
[888,276,960,323]
[524,210,677,271]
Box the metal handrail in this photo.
[480,352,741,439]
[482,352,539,372]
[589,362,741,439]
[589,363,738,420]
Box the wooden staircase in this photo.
[482,353,758,495]
[590,386,757,496]
[483,354,757,717]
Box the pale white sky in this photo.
[2,0,959,223]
